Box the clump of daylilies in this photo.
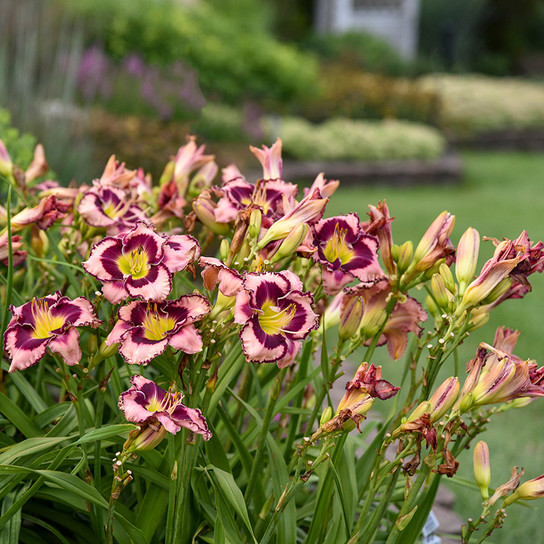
[2,135,544,544]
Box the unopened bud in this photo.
[425,294,439,318]
[439,263,456,293]
[431,273,450,310]
[193,196,230,235]
[30,226,49,258]
[220,238,230,262]
[390,244,401,263]
[456,227,480,295]
[428,377,459,421]
[248,209,262,239]
[397,241,413,274]
[473,441,491,501]
[320,406,333,426]
[159,160,175,187]
[505,474,544,505]
[125,424,167,452]
[0,140,13,178]
[467,311,489,331]
[339,296,363,341]
[481,277,512,305]
[271,223,308,263]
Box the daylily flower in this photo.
[11,195,70,232]
[4,292,101,371]
[98,155,136,189]
[249,138,283,181]
[173,137,215,196]
[119,375,211,439]
[0,139,12,178]
[313,213,385,295]
[366,200,395,275]
[0,232,27,266]
[234,271,319,368]
[256,185,328,249]
[313,362,398,439]
[106,295,210,365]
[83,222,200,303]
[77,183,149,234]
[456,341,544,412]
[200,257,243,296]
[214,177,298,223]
[24,144,48,183]
[344,280,427,359]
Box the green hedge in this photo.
[268,117,446,162]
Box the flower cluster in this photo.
[2,134,544,544]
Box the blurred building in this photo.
[315,0,421,59]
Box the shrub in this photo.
[420,74,544,136]
[300,65,442,125]
[0,108,37,170]
[66,0,319,106]
[271,117,446,161]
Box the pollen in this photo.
[30,298,66,339]
[322,223,354,265]
[142,304,177,341]
[117,245,150,279]
[258,301,297,335]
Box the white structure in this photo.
[315,0,421,59]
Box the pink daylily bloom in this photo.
[106,295,210,365]
[304,172,339,199]
[366,200,395,275]
[0,139,12,177]
[249,138,283,181]
[214,178,298,224]
[119,375,211,439]
[234,271,319,368]
[11,195,70,232]
[173,138,215,196]
[24,144,48,183]
[4,292,101,371]
[199,257,243,296]
[77,183,149,234]
[98,155,136,188]
[313,213,385,295]
[83,222,200,303]
[0,232,27,266]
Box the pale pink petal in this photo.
[125,264,172,301]
[83,238,122,281]
[106,320,132,345]
[119,330,168,365]
[234,290,253,325]
[168,324,203,354]
[48,327,82,366]
[102,281,130,304]
[163,235,200,273]
[239,320,287,363]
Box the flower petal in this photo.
[119,329,168,365]
[125,263,172,301]
[239,317,287,363]
[5,325,49,371]
[48,327,82,366]
[163,235,200,273]
[83,237,124,281]
[168,324,203,354]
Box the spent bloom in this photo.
[83,222,200,303]
[119,375,211,439]
[234,271,319,368]
[106,295,210,365]
[4,292,101,371]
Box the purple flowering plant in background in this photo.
[3,133,544,544]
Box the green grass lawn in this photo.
[327,151,544,542]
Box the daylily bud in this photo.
[248,209,262,239]
[270,223,308,263]
[413,211,455,265]
[431,273,450,310]
[339,297,363,341]
[396,241,413,274]
[188,162,218,197]
[480,277,512,305]
[499,396,533,411]
[125,423,167,452]
[473,441,491,500]
[159,160,175,187]
[0,139,12,178]
[193,196,230,235]
[467,311,489,331]
[439,263,455,293]
[505,474,544,505]
[220,239,230,262]
[390,244,401,263]
[30,226,49,257]
[359,304,387,338]
[405,401,432,423]
[320,406,333,426]
[428,377,459,421]
[456,227,480,295]
[425,294,439,318]
[98,340,119,360]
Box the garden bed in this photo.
[452,129,544,151]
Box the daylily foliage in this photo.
[1,136,544,544]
